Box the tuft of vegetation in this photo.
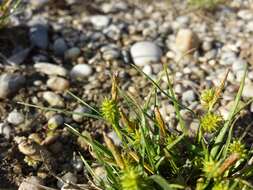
[62,63,253,190]
[0,0,21,27]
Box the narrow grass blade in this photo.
[18,102,103,120]
[166,134,184,151]
[150,175,184,189]
[132,64,195,115]
[210,67,247,159]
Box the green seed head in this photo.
[200,112,223,133]
[202,158,219,178]
[228,140,247,159]
[101,98,119,125]
[200,88,215,109]
[121,166,147,190]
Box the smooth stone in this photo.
[108,131,121,146]
[90,15,111,28]
[43,91,64,107]
[130,41,162,66]
[70,64,93,80]
[182,90,196,102]
[238,10,253,20]
[53,38,68,57]
[102,49,120,61]
[175,29,199,53]
[19,176,44,190]
[242,83,253,98]
[48,115,64,128]
[72,106,90,123]
[30,0,49,7]
[57,172,77,188]
[46,77,69,91]
[64,47,81,60]
[220,51,237,65]
[7,48,31,65]
[34,63,68,77]
[30,24,48,49]
[7,110,24,125]
[142,65,152,76]
[232,58,247,72]
[0,74,26,99]
[0,123,12,139]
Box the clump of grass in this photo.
[63,64,253,190]
[0,0,21,27]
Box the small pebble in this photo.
[7,110,25,125]
[46,77,69,91]
[57,172,77,188]
[70,64,93,80]
[0,123,12,139]
[53,38,68,57]
[19,176,44,190]
[34,63,68,77]
[43,91,64,107]
[64,47,81,60]
[175,29,199,53]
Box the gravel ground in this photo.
[0,0,253,189]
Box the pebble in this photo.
[72,106,90,123]
[0,123,12,139]
[42,91,65,107]
[30,24,48,49]
[48,115,64,128]
[130,41,162,66]
[175,29,199,53]
[19,176,44,190]
[71,156,83,172]
[34,63,68,77]
[90,15,111,28]
[7,48,31,65]
[232,58,247,72]
[242,83,253,98]
[30,0,49,7]
[57,172,77,188]
[142,65,153,76]
[0,74,26,99]
[70,64,93,80]
[182,90,196,102]
[46,77,70,91]
[64,47,81,60]
[53,38,68,57]
[7,110,25,125]
[108,131,122,146]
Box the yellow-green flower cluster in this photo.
[200,112,223,133]
[202,158,219,178]
[101,98,119,125]
[200,88,215,109]
[121,166,147,190]
[228,140,247,159]
[212,181,229,190]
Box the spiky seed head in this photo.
[121,166,147,190]
[200,112,223,133]
[228,140,247,159]
[200,88,215,109]
[202,158,219,178]
[24,156,39,167]
[101,98,119,125]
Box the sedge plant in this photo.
[20,64,253,189]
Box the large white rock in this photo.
[130,41,162,66]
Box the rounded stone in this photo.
[0,123,12,139]
[42,91,64,107]
[53,38,68,56]
[34,63,68,77]
[46,77,69,91]
[175,29,199,53]
[130,41,162,66]
[64,47,81,60]
[182,90,196,102]
[7,110,24,125]
[48,115,64,128]
[72,106,90,123]
[57,172,77,188]
[90,15,111,28]
[70,64,93,80]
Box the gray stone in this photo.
[242,83,253,98]
[30,24,48,49]
[57,172,77,188]
[130,41,162,66]
[19,176,44,190]
[0,74,26,99]
[7,110,24,125]
[232,58,247,72]
[53,38,68,57]
[64,47,81,60]
[46,77,69,91]
[72,106,90,123]
[7,48,31,65]
[182,90,196,102]
[34,63,68,77]
[0,123,12,139]
[43,91,64,107]
[108,131,121,146]
[70,64,93,80]
[30,0,49,7]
